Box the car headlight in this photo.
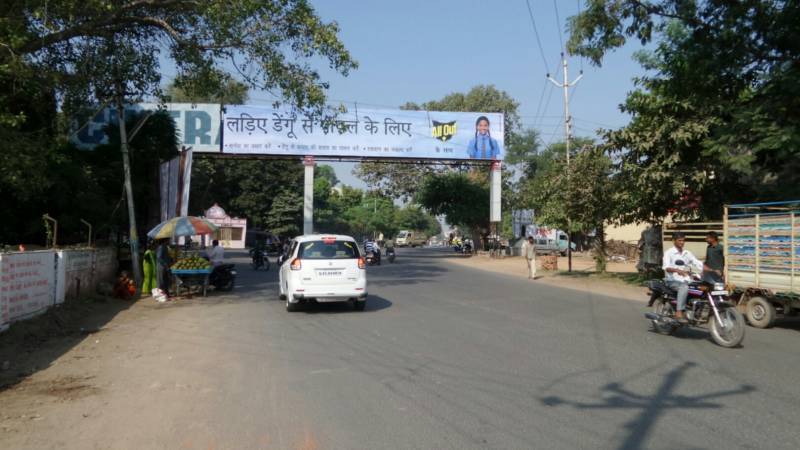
[714,282,725,291]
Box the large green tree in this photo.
[1,0,356,247]
[527,144,616,271]
[568,0,800,222]
[416,172,489,245]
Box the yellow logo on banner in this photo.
[432,121,457,142]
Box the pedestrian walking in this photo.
[522,236,537,279]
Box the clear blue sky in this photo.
[262,0,646,187]
[167,1,647,188]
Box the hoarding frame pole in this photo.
[303,156,315,235]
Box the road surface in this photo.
[2,248,799,449]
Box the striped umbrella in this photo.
[147,216,219,240]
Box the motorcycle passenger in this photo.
[663,232,703,322]
[702,231,725,283]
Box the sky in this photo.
[276,0,647,187]
[165,0,648,188]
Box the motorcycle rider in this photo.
[702,231,725,283]
[364,238,381,264]
[663,232,703,322]
[384,237,395,258]
[206,239,225,267]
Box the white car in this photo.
[278,235,368,312]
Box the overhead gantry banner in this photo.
[223,105,504,161]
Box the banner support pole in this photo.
[303,156,315,235]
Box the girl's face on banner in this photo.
[477,119,489,135]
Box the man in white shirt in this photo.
[206,240,225,267]
[521,236,537,280]
[662,232,703,321]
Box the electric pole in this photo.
[115,86,143,291]
[547,52,583,272]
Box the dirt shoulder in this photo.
[444,252,650,302]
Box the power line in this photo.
[576,0,584,72]
[525,0,552,74]
[553,0,565,53]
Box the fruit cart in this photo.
[171,267,213,297]
[170,256,214,297]
[147,216,219,298]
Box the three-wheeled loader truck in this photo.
[725,201,800,328]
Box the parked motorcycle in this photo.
[645,260,745,348]
[210,263,237,291]
[249,248,270,271]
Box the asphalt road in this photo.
[4,247,800,449]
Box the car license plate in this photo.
[317,270,342,277]
[711,290,728,296]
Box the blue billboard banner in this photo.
[223,105,504,161]
[72,103,221,153]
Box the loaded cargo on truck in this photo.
[725,201,800,328]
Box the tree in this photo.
[396,205,441,237]
[165,79,249,105]
[315,165,340,187]
[189,159,304,230]
[568,1,800,222]
[3,1,357,115]
[528,145,616,272]
[504,128,542,172]
[266,189,303,237]
[416,172,489,246]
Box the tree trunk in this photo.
[593,223,607,273]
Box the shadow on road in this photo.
[540,361,755,450]
[0,297,133,391]
[300,295,393,314]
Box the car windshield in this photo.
[398,231,408,238]
[298,240,360,259]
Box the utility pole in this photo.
[548,52,583,272]
[115,86,143,291]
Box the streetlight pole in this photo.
[548,52,583,272]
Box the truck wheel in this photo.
[746,296,776,328]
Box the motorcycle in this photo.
[365,250,380,266]
[209,263,237,291]
[386,247,396,263]
[249,248,270,271]
[645,260,745,348]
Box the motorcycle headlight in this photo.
[713,282,725,291]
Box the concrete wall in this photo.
[1,247,117,332]
[605,222,648,244]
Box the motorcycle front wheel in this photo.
[709,308,745,348]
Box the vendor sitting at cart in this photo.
[206,239,225,267]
